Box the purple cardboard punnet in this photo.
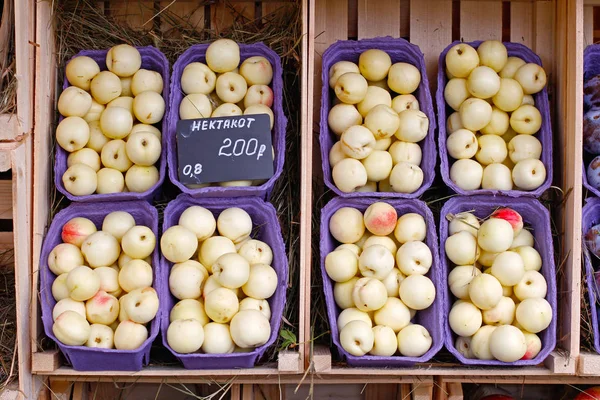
[439,196,557,365]
[166,43,286,200]
[160,194,288,369]
[320,37,436,199]
[436,41,553,197]
[39,201,161,371]
[583,45,600,198]
[55,46,169,202]
[320,197,443,367]
[582,197,600,354]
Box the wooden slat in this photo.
[301,0,312,372]
[0,114,19,142]
[533,0,555,78]
[160,0,205,32]
[278,349,301,372]
[262,1,295,18]
[554,0,582,364]
[31,350,61,373]
[11,143,34,400]
[357,0,400,39]
[584,5,595,46]
[0,232,13,250]
[413,382,434,400]
[32,0,56,395]
[446,382,463,400]
[14,0,34,139]
[400,0,410,39]
[107,0,155,30]
[459,1,503,41]
[312,345,332,373]
[210,2,255,33]
[364,384,400,400]
[0,180,12,219]
[579,352,600,375]
[71,382,89,400]
[48,380,74,400]
[510,1,534,48]
[410,0,453,93]
[253,384,283,400]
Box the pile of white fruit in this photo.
[161,206,276,354]
[49,211,158,350]
[326,49,429,194]
[327,202,435,357]
[443,41,548,191]
[58,44,165,196]
[179,39,275,188]
[445,207,551,362]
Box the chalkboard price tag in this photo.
[176,114,274,185]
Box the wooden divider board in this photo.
[308,0,580,376]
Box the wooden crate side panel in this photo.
[459,1,503,41]
[160,1,205,32]
[357,0,401,39]
[211,2,255,33]
[534,1,556,82]
[584,5,594,46]
[510,2,534,48]
[409,0,453,92]
[106,0,156,29]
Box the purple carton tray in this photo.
[320,37,437,199]
[39,201,161,371]
[320,197,443,367]
[160,194,288,369]
[55,46,170,202]
[436,41,553,198]
[439,195,557,365]
[583,45,600,198]
[582,197,600,354]
[166,43,286,200]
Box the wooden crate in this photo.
[305,0,582,378]
[30,0,308,397]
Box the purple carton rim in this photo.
[55,46,170,202]
[439,195,557,366]
[166,43,286,199]
[159,194,288,368]
[320,197,443,367]
[582,197,600,354]
[582,45,600,197]
[320,37,437,199]
[38,201,161,370]
[436,41,553,198]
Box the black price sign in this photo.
[176,114,274,185]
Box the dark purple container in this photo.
[439,195,557,365]
[160,194,288,369]
[320,197,443,367]
[320,37,436,198]
[39,201,161,371]
[166,43,286,199]
[582,197,600,354]
[55,46,170,202]
[583,45,600,198]
[436,41,553,197]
